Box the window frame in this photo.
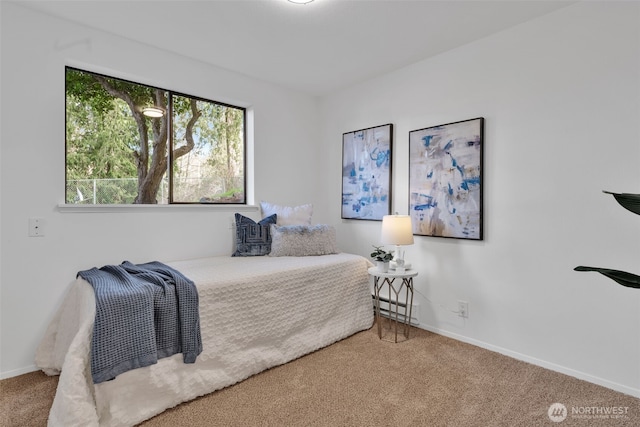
[64,66,247,206]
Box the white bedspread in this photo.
[35,253,374,426]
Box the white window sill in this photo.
[57,203,260,213]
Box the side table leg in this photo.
[404,278,414,339]
[374,277,382,339]
[389,278,400,343]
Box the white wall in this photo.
[0,3,321,377]
[319,1,640,397]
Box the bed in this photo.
[35,253,374,426]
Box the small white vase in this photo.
[377,261,389,273]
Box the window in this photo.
[65,67,246,204]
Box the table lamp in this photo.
[380,214,414,272]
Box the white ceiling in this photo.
[20,0,576,96]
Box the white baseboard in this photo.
[1,364,38,380]
[415,322,640,399]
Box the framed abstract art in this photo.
[409,118,484,240]
[341,123,393,220]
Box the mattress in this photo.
[35,253,374,426]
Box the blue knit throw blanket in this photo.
[78,261,202,384]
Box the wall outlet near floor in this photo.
[458,301,469,318]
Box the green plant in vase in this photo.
[370,245,394,272]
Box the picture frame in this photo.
[409,118,484,240]
[341,123,393,220]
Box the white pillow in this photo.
[269,224,338,257]
[260,201,313,226]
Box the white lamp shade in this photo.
[380,215,414,245]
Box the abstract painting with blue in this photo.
[342,123,393,220]
[409,118,484,240]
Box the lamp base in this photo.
[390,260,411,270]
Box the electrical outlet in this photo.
[458,301,469,318]
[28,217,45,237]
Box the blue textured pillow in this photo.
[232,213,277,257]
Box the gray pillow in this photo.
[269,224,338,257]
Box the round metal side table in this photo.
[368,267,418,343]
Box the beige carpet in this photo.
[2,323,638,426]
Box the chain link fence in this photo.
[67,178,167,204]
[66,177,243,204]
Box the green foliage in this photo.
[66,68,157,114]
[65,69,112,115]
[66,95,138,180]
[370,246,394,262]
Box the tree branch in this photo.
[174,98,201,159]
